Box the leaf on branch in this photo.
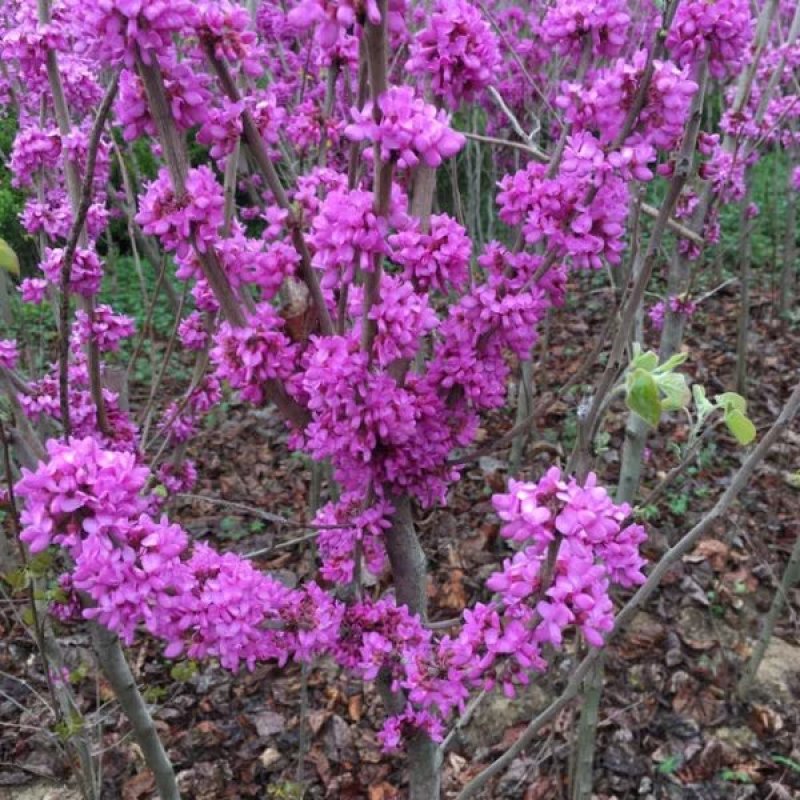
[627,368,662,427]
[657,372,691,411]
[692,384,714,420]
[724,409,756,446]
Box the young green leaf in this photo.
[657,372,691,411]
[653,351,689,374]
[716,392,747,414]
[725,409,756,445]
[631,348,659,372]
[627,368,661,427]
[692,384,714,419]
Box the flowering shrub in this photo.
[1,0,790,792]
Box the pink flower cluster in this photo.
[211,303,298,405]
[407,0,499,109]
[73,306,136,352]
[648,295,698,331]
[310,188,397,287]
[367,275,438,366]
[556,51,698,151]
[345,85,465,169]
[497,138,630,269]
[541,0,630,61]
[10,126,62,189]
[39,247,103,298]
[389,213,471,293]
[82,0,199,67]
[427,279,551,411]
[0,339,19,370]
[288,0,407,50]
[194,0,261,76]
[666,0,753,79]
[315,492,393,584]
[178,312,210,351]
[136,166,224,259]
[438,469,646,697]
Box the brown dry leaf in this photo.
[672,682,722,725]
[347,694,363,722]
[308,709,332,735]
[324,685,346,709]
[523,778,559,800]
[194,719,226,746]
[678,739,727,783]
[439,568,467,611]
[684,539,729,571]
[677,607,717,651]
[748,704,784,736]
[323,714,355,763]
[252,710,286,738]
[122,772,155,800]
[447,753,467,775]
[306,746,332,785]
[618,612,666,659]
[368,782,399,800]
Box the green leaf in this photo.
[716,392,747,414]
[653,352,689,374]
[170,660,199,682]
[657,755,682,775]
[631,348,659,372]
[692,384,714,419]
[627,368,662,427]
[657,372,691,411]
[772,755,800,774]
[2,567,30,592]
[28,550,54,577]
[0,238,19,277]
[725,409,756,445]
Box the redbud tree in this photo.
[0,0,798,798]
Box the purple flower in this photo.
[541,0,630,61]
[408,0,499,109]
[0,339,19,370]
[667,0,753,79]
[345,85,464,170]
[211,303,298,405]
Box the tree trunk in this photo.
[384,496,441,800]
[90,625,181,799]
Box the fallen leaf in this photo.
[253,710,286,739]
[308,709,332,735]
[368,782,399,800]
[347,694,363,722]
[748,704,783,736]
[685,539,729,571]
[122,772,155,800]
[259,748,282,770]
[439,568,467,611]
